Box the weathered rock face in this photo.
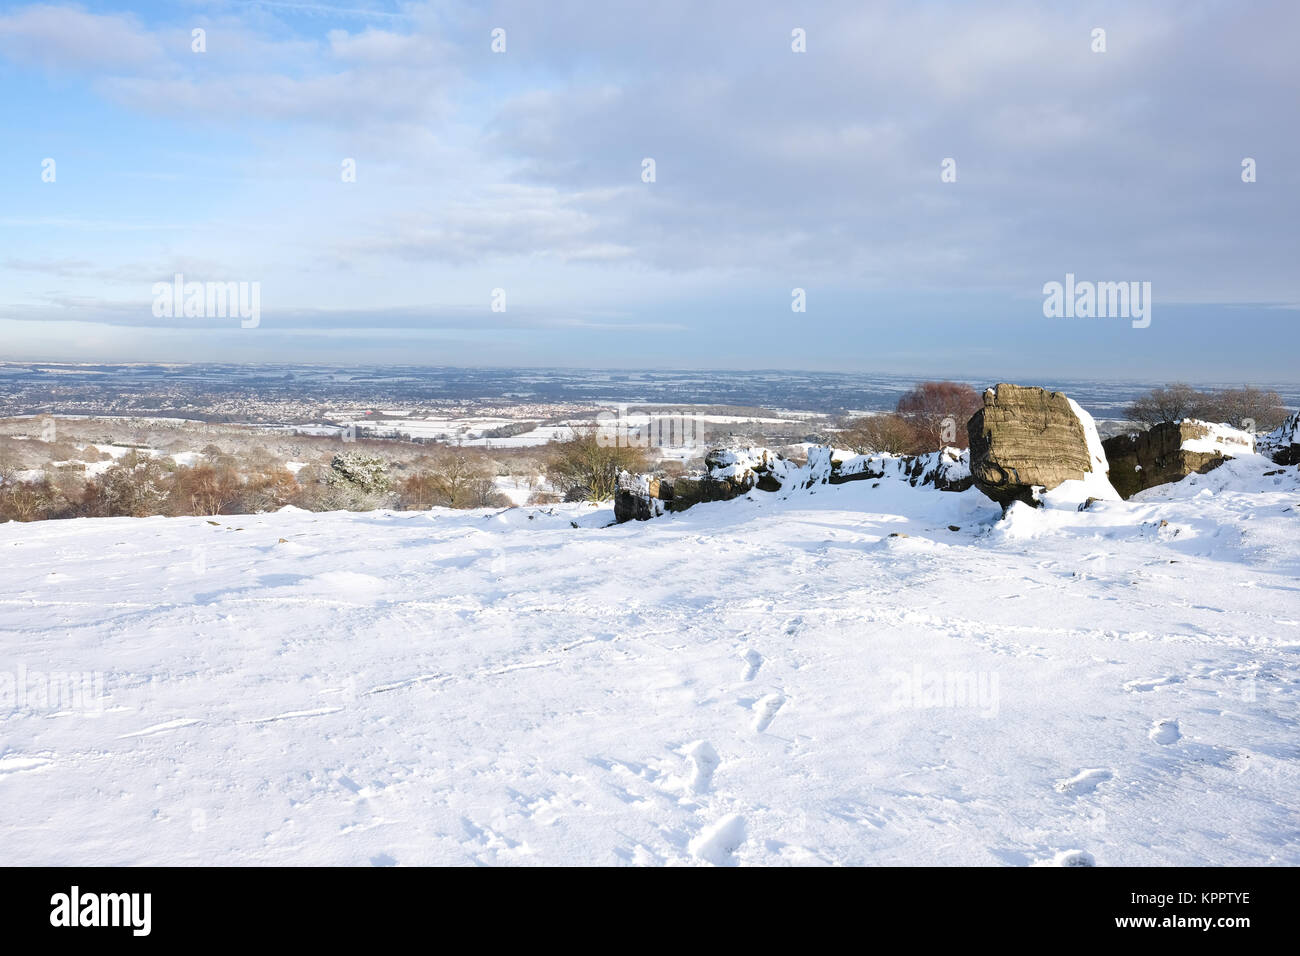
[1100,432,1142,499]
[612,444,973,522]
[966,384,1098,506]
[1260,411,1300,466]
[613,459,753,522]
[808,446,972,491]
[1102,420,1254,498]
[613,472,662,523]
[898,446,974,492]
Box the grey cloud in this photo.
[3,0,1297,322]
[466,0,1300,297]
[0,3,163,70]
[0,295,685,333]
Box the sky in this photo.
[0,0,1297,381]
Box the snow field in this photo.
[0,456,1297,865]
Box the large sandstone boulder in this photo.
[966,384,1107,507]
[1102,420,1254,498]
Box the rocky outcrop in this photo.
[613,445,972,522]
[966,384,1106,506]
[1102,420,1255,499]
[805,445,972,491]
[703,448,790,494]
[1259,411,1300,466]
[613,472,664,523]
[613,465,751,523]
[1099,432,1143,499]
[895,446,974,492]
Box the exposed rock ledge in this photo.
[614,445,971,523]
[1103,419,1255,499]
[1259,411,1300,466]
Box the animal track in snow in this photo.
[1055,768,1112,797]
[740,649,763,681]
[1149,719,1181,745]
[752,693,786,733]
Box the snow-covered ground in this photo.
[492,475,538,506]
[1,456,1297,866]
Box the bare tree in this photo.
[0,444,18,486]
[545,426,649,502]
[1125,383,1209,426]
[396,453,510,510]
[837,414,922,455]
[95,452,172,518]
[895,382,982,450]
[0,477,53,522]
[171,462,241,515]
[1200,386,1286,431]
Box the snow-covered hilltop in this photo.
[2,441,1297,865]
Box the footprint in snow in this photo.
[1149,719,1181,745]
[752,693,786,733]
[1124,674,1183,693]
[685,740,719,794]
[1035,849,1096,867]
[1055,768,1112,797]
[688,814,746,866]
[740,649,763,681]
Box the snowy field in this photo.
[331,411,803,454]
[1,456,1298,866]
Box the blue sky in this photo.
[0,0,1297,380]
